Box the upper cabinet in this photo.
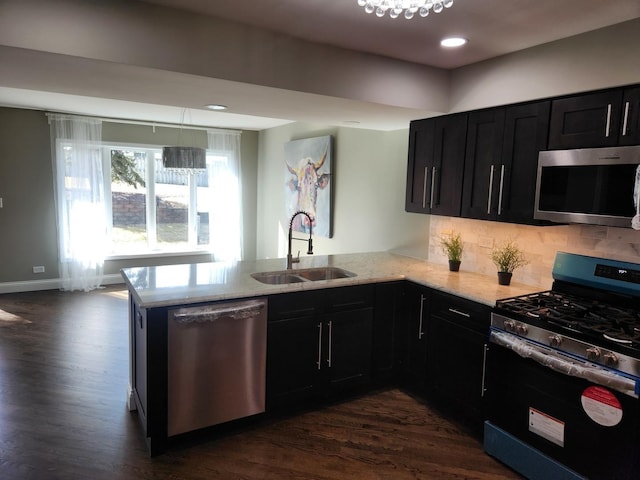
[405,83,639,225]
[461,101,550,224]
[548,86,640,149]
[461,109,506,220]
[497,101,551,224]
[620,86,640,146]
[405,114,467,217]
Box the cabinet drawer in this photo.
[325,285,374,312]
[430,290,490,334]
[268,290,323,319]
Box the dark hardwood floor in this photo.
[0,286,522,480]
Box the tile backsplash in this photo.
[428,217,640,290]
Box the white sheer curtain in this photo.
[206,130,243,262]
[49,114,106,291]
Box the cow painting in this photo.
[284,136,332,237]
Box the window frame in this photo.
[102,142,213,259]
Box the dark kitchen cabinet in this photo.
[128,297,170,455]
[548,89,625,149]
[425,291,491,437]
[266,312,321,407]
[497,101,551,224]
[400,282,429,392]
[461,108,506,219]
[266,285,374,410]
[405,114,468,216]
[372,282,403,385]
[461,102,550,224]
[620,86,640,145]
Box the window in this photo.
[52,120,242,266]
[106,145,224,256]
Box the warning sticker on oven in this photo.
[529,407,565,447]
[581,386,623,427]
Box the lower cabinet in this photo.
[425,290,490,436]
[266,285,374,410]
[400,282,430,391]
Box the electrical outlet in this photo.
[33,266,45,273]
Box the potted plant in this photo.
[491,239,528,285]
[440,231,464,272]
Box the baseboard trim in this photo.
[0,274,124,294]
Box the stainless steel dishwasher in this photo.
[166,298,267,437]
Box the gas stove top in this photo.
[493,252,640,374]
[495,290,640,351]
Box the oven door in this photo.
[485,330,640,480]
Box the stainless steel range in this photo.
[484,252,640,480]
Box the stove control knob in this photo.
[503,320,516,332]
[515,323,528,335]
[603,352,619,368]
[549,335,562,347]
[586,347,601,362]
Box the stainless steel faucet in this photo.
[287,210,313,269]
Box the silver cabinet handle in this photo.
[481,343,488,398]
[317,322,322,370]
[622,101,630,136]
[327,320,333,367]
[422,166,428,209]
[605,103,612,137]
[448,308,470,318]
[487,165,495,214]
[497,164,505,216]
[418,294,426,340]
[430,167,436,209]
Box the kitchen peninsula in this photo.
[121,251,538,455]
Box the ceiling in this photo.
[1,0,639,131]
[140,0,640,70]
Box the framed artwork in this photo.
[284,135,332,238]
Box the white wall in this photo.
[256,123,430,261]
[449,18,640,112]
[254,19,640,277]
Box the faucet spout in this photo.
[287,210,314,269]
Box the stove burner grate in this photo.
[496,290,640,351]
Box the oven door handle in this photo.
[490,330,638,397]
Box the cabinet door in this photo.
[548,90,623,149]
[498,101,551,224]
[405,118,434,213]
[462,108,506,220]
[426,291,490,436]
[325,308,373,395]
[266,315,321,409]
[372,282,402,384]
[401,283,429,391]
[133,303,148,419]
[430,113,468,217]
[426,314,488,435]
[620,86,640,146]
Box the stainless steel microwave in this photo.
[534,146,640,228]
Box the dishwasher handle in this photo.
[172,301,266,324]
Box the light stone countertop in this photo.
[121,252,542,309]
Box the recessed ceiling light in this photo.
[441,37,467,48]
[344,120,361,125]
[205,104,228,111]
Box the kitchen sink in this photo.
[296,267,355,281]
[250,272,306,285]
[251,267,356,284]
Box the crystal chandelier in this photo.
[357,0,454,19]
